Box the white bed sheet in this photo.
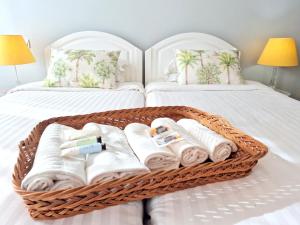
[145,81,300,225]
[9,81,145,93]
[0,82,145,225]
[146,81,300,163]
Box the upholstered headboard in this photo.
[145,33,237,84]
[45,31,143,82]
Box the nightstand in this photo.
[0,89,9,97]
[274,88,291,97]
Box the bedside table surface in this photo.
[0,89,9,96]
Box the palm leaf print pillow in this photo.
[175,49,244,85]
[45,49,120,88]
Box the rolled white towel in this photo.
[25,176,53,192]
[51,174,86,191]
[85,123,150,184]
[124,123,179,171]
[177,119,237,162]
[21,124,86,191]
[151,118,208,167]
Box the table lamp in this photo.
[257,38,298,89]
[0,35,35,84]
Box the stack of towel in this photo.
[85,123,149,183]
[22,124,86,192]
[22,123,149,192]
[124,117,237,170]
[22,117,237,192]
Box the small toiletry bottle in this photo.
[61,143,106,157]
[60,136,102,149]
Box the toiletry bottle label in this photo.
[79,143,103,154]
[60,136,102,149]
[61,143,106,157]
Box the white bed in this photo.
[0,31,145,225]
[145,33,300,225]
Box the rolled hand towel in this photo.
[151,118,208,167]
[124,123,179,171]
[177,119,237,162]
[21,124,86,191]
[85,123,150,184]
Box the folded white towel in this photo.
[124,123,179,171]
[177,119,237,162]
[151,118,208,167]
[21,124,86,191]
[85,123,150,184]
[62,124,102,141]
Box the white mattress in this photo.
[0,82,145,225]
[145,81,300,225]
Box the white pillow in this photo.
[163,59,179,82]
[175,49,244,85]
[45,49,120,88]
[115,51,128,83]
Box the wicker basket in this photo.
[12,106,267,220]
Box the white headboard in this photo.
[145,32,237,84]
[45,31,143,82]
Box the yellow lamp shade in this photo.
[257,38,298,67]
[0,35,35,66]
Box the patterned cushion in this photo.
[175,49,244,85]
[45,49,120,88]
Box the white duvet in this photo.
[0,82,145,225]
[146,81,300,225]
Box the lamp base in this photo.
[14,65,21,85]
[269,67,279,89]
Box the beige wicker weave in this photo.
[12,106,267,220]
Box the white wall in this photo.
[1,0,299,98]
